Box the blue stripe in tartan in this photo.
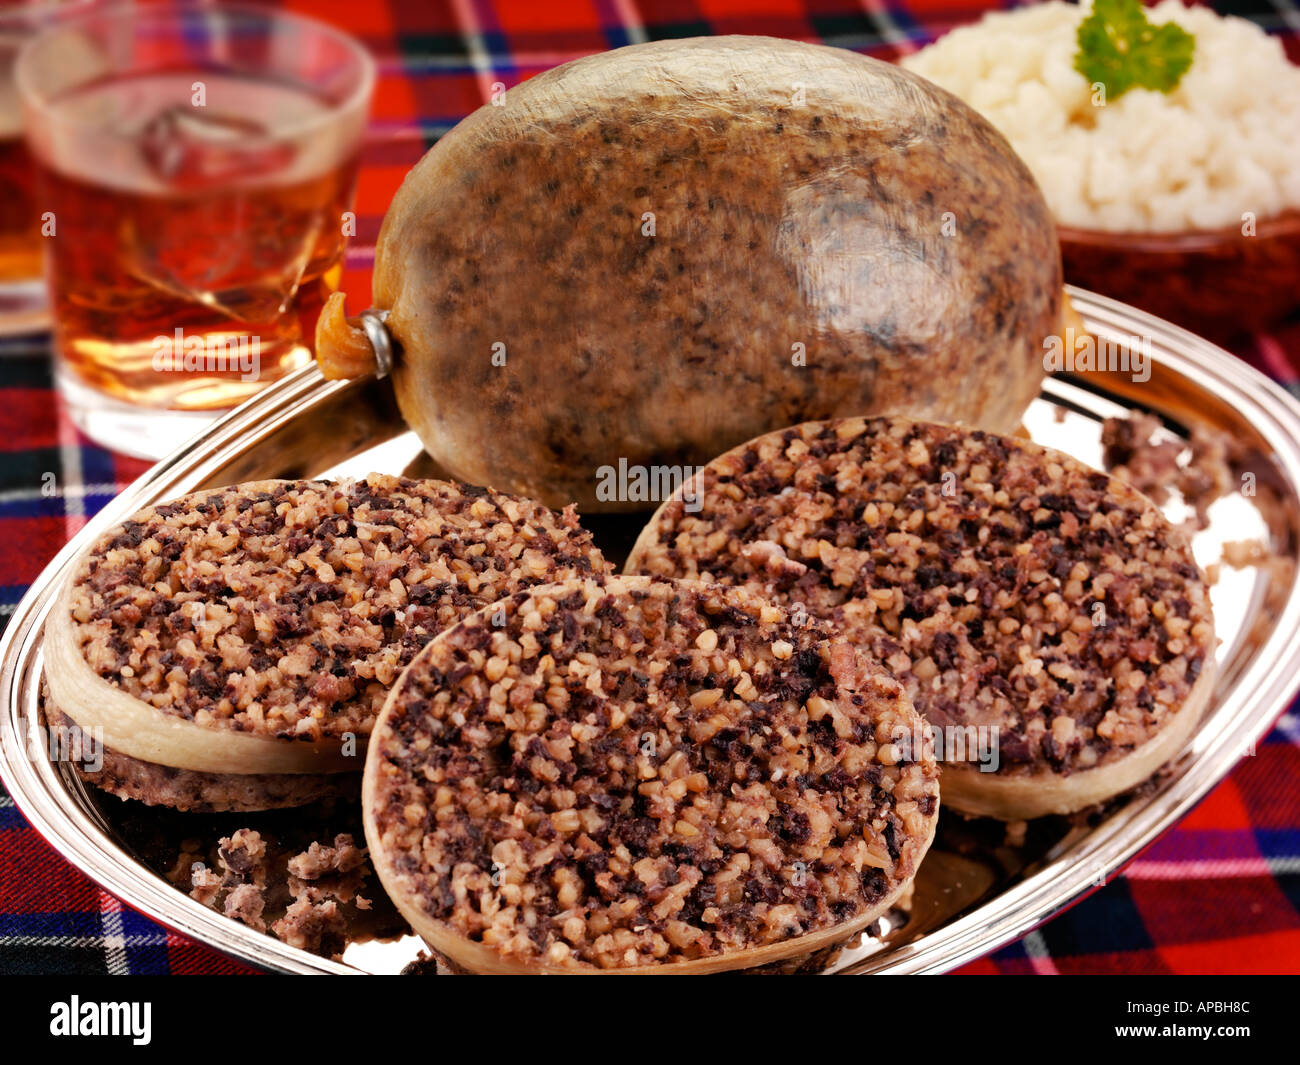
[78,446,127,497]
[1254,829,1300,861]
[0,488,121,520]
[988,934,1032,964]
[1040,878,1159,955]
[0,911,123,939]
[591,1,642,49]
[466,0,518,83]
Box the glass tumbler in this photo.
[0,0,99,330]
[17,3,374,457]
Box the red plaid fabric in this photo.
[2,0,1298,975]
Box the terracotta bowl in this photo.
[1058,209,1300,340]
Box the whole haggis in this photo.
[318,36,1061,512]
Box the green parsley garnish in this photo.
[1074,0,1196,101]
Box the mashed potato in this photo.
[902,1,1300,232]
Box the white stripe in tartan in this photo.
[99,893,130,975]
[0,483,122,505]
[362,121,454,141]
[1274,712,1300,748]
[0,933,167,948]
[1266,0,1300,33]
[611,0,649,45]
[1126,857,1300,880]
[449,0,502,106]
[55,409,87,544]
[856,0,916,54]
[1021,930,1061,973]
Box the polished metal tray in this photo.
[3,287,1299,974]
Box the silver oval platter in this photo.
[3,287,1299,975]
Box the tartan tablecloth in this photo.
[2,0,1299,976]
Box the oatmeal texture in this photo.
[327,36,1061,511]
[628,418,1215,778]
[44,706,350,811]
[188,829,379,958]
[63,475,609,743]
[1100,411,1237,531]
[366,575,939,971]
